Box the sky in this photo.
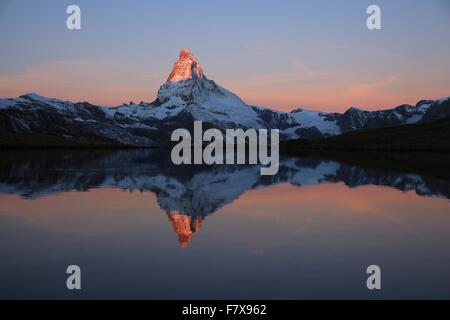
[0,0,449,112]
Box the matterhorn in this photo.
[167,48,204,83]
[153,48,263,130]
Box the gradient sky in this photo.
[0,0,449,112]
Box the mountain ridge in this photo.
[285,117,450,152]
[1,49,449,147]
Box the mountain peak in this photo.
[179,48,196,60]
[166,48,204,83]
[168,212,202,248]
[19,93,60,103]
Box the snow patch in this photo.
[290,109,341,134]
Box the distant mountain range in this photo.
[1,48,449,147]
[286,117,450,152]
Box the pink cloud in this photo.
[0,60,162,105]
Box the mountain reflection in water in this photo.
[0,149,449,247]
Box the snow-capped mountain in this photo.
[0,93,154,146]
[1,49,449,146]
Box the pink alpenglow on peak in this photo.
[166,48,204,83]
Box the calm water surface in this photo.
[0,149,449,299]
